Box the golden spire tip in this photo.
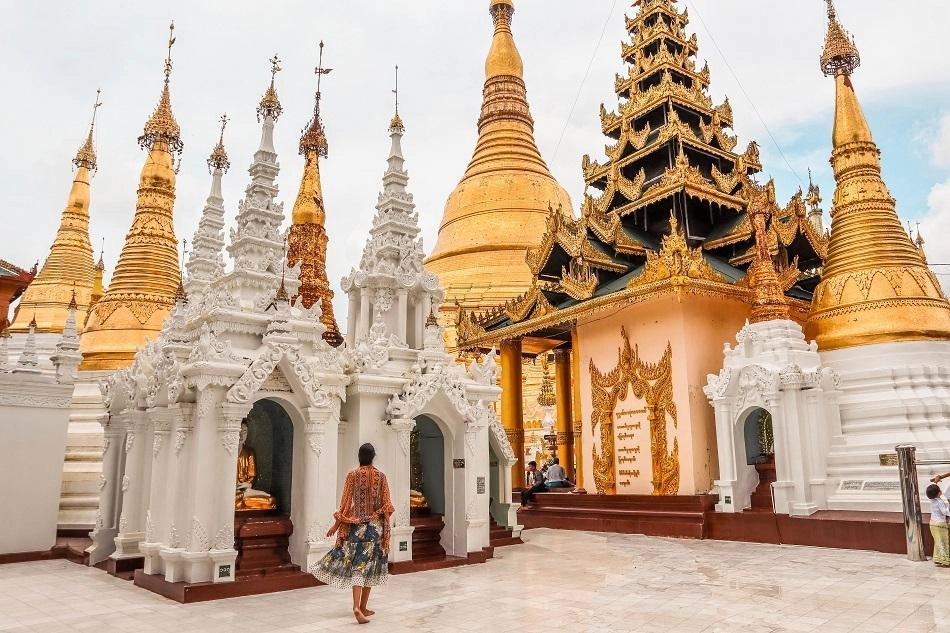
[139,22,183,154]
[390,64,405,133]
[258,54,284,122]
[207,112,230,173]
[820,0,860,77]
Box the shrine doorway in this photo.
[234,398,296,577]
[739,407,776,512]
[409,414,452,560]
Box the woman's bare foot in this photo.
[353,608,370,624]
[363,609,375,617]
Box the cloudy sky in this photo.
[3,0,950,322]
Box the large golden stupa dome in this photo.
[426,0,572,346]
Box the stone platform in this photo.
[518,492,927,554]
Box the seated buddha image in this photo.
[235,420,277,511]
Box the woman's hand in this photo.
[933,475,944,483]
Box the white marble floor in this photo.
[0,529,947,633]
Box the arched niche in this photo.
[242,398,295,515]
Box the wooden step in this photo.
[410,513,446,561]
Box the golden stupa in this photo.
[426,0,572,347]
[79,25,184,371]
[287,41,344,347]
[805,1,950,350]
[10,92,102,335]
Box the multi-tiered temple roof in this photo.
[458,0,826,344]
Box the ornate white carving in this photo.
[220,430,240,456]
[124,432,135,454]
[152,434,163,458]
[213,524,232,551]
[191,517,210,551]
[174,429,187,455]
[121,475,130,492]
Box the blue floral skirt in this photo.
[311,518,389,588]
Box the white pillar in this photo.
[396,289,408,343]
[86,413,123,565]
[159,402,195,583]
[463,422,490,553]
[112,409,152,560]
[296,405,340,572]
[712,400,740,512]
[181,386,226,583]
[358,287,371,341]
[388,417,415,562]
[208,402,250,583]
[141,407,173,575]
[347,293,359,347]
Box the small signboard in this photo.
[218,564,231,579]
[399,541,408,552]
[453,458,465,469]
[476,476,486,494]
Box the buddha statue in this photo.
[235,420,277,511]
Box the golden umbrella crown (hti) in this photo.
[805,2,950,350]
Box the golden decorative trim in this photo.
[627,216,726,290]
[590,328,679,496]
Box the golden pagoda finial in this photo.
[257,54,283,122]
[68,284,78,311]
[806,2,950,349]
[73,89,102,172]
[139,22,183,154]
[96,238,105,270]
[426,304,439,327]
[389,64,405,133]
[207,113,230,174]
[820,0,860,77]
[486,0,522,80]
[299,41,332,157]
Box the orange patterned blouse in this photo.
[328,466,395,550]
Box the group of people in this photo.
[520,457,574,506]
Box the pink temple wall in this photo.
[575,293,751,495]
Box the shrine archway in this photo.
[239,399,294,515]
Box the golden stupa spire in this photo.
[287,40,343,347]
[805,1,950,349]
[426,0,572,348]
[9,90,102,335]
[207,113,230,174]
[80,23,185,370]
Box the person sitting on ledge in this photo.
[543,457,573,490]
[521,461,546,507]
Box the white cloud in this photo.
[920,179,950,291]
[930,113,950,168]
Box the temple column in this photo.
[298,404,340,572]
[209,401,251,583]
[358,287,371,341]
[388,418,416,563]
[570,328,584,488]
[553,348,575,478]
[347,293,359,347]
[112,409,153,561]
[160,402,195,582]
[141,407,173,575]
[500,339,525,488]
[396,288,408,343]
[87,412,124,565]
[182,385,226,583]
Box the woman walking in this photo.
[312,443,394,624]
[930,473,950,567]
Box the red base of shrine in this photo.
[133,568,319,603]
[518,492,929,555]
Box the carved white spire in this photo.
[228,62,289,282]
[342,90,444,359]
[51,289,82,384]
[14,316,41,373]
[186,114,230,298]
